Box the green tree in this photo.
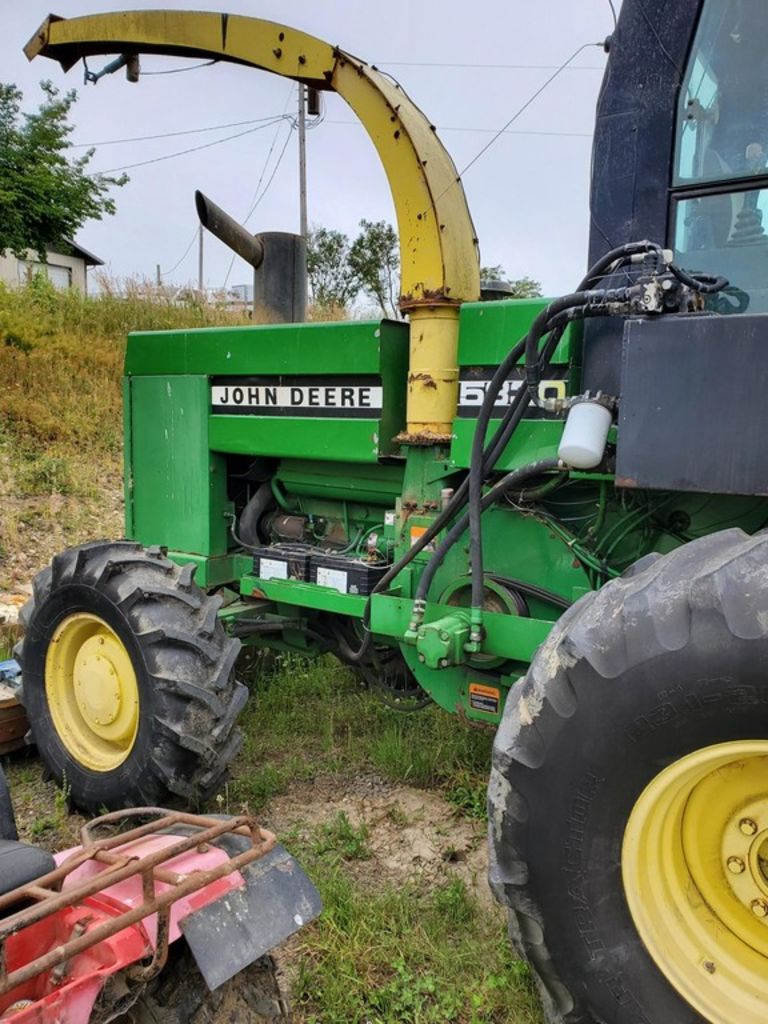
[0,81,126,259]
[480,265,542,298]
[306,225,361,311]
[348,219,400,318]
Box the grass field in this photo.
[4,656,542,1023]
[0,280,542,1022]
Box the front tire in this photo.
[16,541,247,813]
[489,529,768,1024]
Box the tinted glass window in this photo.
[675,1,768,185]
[674,188,768,312]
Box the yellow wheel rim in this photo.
[45,612,140,772]
[623,741,768,1023]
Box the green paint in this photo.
[457,298,573,366]
[125,319,408,377]
[167,551,252,588]
[209,415,386,463]
[240,575,368,616]
[125,375,230,556]
[121,297,768,732]
[413,611,471,669]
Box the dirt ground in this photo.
[4,754,495,1014]
[264,773,492,906]
[6,756,490,901]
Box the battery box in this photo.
[251,544,311,582]
[309,552,389,595]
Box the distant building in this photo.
[230,283,254,302]
[0,240,104,293]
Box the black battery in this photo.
[309,551,389,596]
[251,544,311,583]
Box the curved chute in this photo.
[26,11,481,437]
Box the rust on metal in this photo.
[408,372,438,390]
[399,289,463,310]
[127,907,170,982]
[394,429,454,446]
[0,808,276,998]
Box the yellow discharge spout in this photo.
[27,11,481,438]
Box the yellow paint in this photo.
[622,741,768,1023]
[45,613,139,771]
[25,11,481,436]
[403,305,460,437]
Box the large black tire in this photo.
[16,541,247,813]
[0,765,17,840]
[489,529,768,1024]
[113,945,289,1023]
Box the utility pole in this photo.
[156,263,161,288]
[298,84,308,239]
[198,224,204,297]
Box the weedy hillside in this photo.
[0,276,246,592]
[0,279,541,1023]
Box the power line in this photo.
[375,60,605,71]
[325,119,591,139]
[161,117,294,284]
[411,40,602,218]
[79,114,589,152]
[93,118,291,174]
[244,119,295,225]
[222,84,297,289]
[455,42,603,184]
[160,226,199,277]
[72,114,291,148]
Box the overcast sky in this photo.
[2,0,620,296]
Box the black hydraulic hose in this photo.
[237,481,275,547]
[466,317,573,619]
[415,458,565,607]
[667,263,728,295]
[342,387,535,662]
[579,239,663,289]
[323,242,666,661]
[468,378,535,616]
[523,290,614,402]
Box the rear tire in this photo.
[16,541,247,813]
[489,529,768,1024]
[115,945,288,1023]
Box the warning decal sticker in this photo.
[468,682,500,715]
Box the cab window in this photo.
[673,0,768,313]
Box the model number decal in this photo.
[457,367,568,419]
[210,375,383,418]
[459,378,567,407]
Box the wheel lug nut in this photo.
[727,856,746,874]
[751,899,768,918]
[740,818,759,836]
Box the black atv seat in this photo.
[0,840,56,899]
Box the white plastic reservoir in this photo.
[557,399,613,469]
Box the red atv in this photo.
[0,767,320,1022]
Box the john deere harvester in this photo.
[16,1,768,1020]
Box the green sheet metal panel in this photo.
[450,298,578,471]
[125,319,408,462]
[125,319,400,375]
[125,375,229,556]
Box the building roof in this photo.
[52,239,105,267]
